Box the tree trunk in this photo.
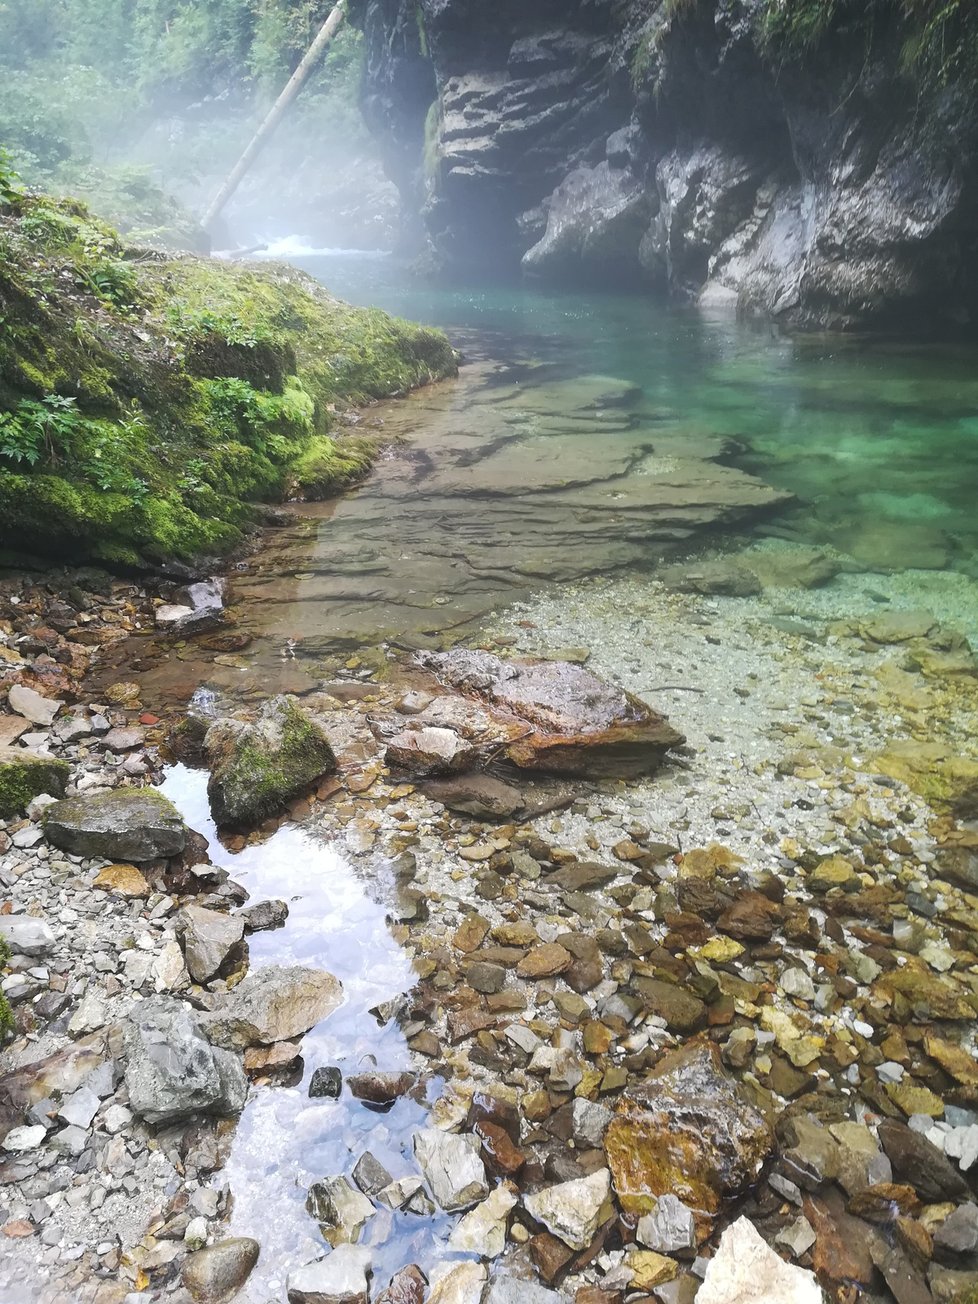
[203,0,346,231]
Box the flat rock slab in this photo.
[0,915,56,957]
[43,787,186,861]
[386,649,684,779]
[7,684,63,726]
[697,1217,824,1303]
[286,1245,372,1304]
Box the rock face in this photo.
[202,965,343,1048]
[43,787,186,861]
[353,0,978,330]
[697,1217,825,1304]
[386,650,683,779]
[205,695,336,827]
[604,1041,773,1225]
[123,999,248,1125]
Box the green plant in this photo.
[75,257,138,309]
[0,147,22,204]
[0,394,83,466]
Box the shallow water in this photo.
[160,764,457,1301]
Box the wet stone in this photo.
[523,1168,612,1252]
[413,1127,488,1211]
[182,1237,260,1304]
[286,1245,372,1304]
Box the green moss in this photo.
[0,935,11,1042]
[0,192,457,568]
[0,754,71,819]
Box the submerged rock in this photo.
[123,998,248,1125]
[182,1237,260,1304]
[306,1175,376,1246]
[417,649,683,778]
[697,1217,824,1303]
[203,964,343,1048]
[43,787,186,861]
[205,695,336,827]
[605,1041,773,1225]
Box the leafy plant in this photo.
[0,394,83,466]
[0,147,22,204]
[75,257,138,309]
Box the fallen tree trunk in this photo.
[202,0,346,230]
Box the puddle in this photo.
[160,766,458,1299]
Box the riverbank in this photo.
[2,538,978,1302]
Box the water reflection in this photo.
[160,765,455,1300]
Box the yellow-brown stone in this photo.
[92,864,149,898]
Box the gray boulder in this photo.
[157,578,227,637]
[123,998,247,1125]
[205,695,336,827]
[182,1237,260,1304]
[44,787,186,861]
[177,905,245,983]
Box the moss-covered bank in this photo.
[0,190,457,568]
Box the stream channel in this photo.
[137,251,978,1299]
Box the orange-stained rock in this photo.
[92,863,150,898]
[604,1041,772,1231]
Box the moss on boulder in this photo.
[0,192,457,567]
[204,695,336,828]
[0,750,70,819]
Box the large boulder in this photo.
[202,964,343,1049]
[205,695,336,827]
[0,750,70,819]
[123,998,248,1125]
[604,1041,773,1230]
[404,650,683,778]
[43,787,186,861]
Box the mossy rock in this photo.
[204,695,336,828]
[0,192,457,568]
[0,750,70,819]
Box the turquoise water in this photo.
[295,252,978,578]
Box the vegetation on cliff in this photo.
[0,180,456,568]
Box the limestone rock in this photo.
[637,1194,697,1253]
[238,899,289,932]
[203,964,343,1048]
[385,725,480,777]
[43,787,186,861]
[427,1262,487,1304]
[0,750,70,819]
[0,916,55,957]
[306,1176,376,1246]
[413,1127,489,1211]
[286,1245,372,1304]
[605,1041,773,1222]
[182,1238,260,1304]
[205,695,336,827]
[448,1181,517,1257]
[697,1217,825,1303]
[123,998,248,1125]
[7,684,63,726]
[178,905,245,983]
[92,863,150,898]
[523,1168,613,1251]
[157,578,226,637]
[482,1276,563,1304]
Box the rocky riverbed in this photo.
[2,541,978,1304]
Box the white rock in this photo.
[58,1086,100,1130]
[153,940,190,993]
[68,988,107,1035]
[637,1194,696,1253]
[0,916,55,957]
[522,1168,612,1252]
[26,793,59,820]
[448,1182,517,1257]
[427,1262,487,1304]
[2,1125,47,1152]
[697,1217,825,1304]
[102,1104,133,1135]
[8,684,63,726]
[286,1245,372,1304]
[306,1176,376,1246]
[413,1127,488,1212]
[780,969,815,1002]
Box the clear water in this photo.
[295,252,978,579]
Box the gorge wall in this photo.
[351,0,978,330]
